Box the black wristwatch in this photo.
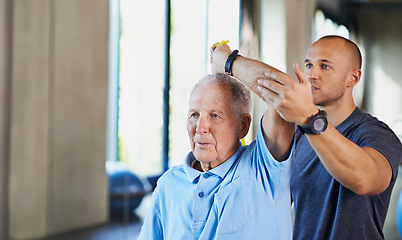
[225,50,240,76]
[298,110,328,135]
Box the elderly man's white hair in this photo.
[190,74,252,117]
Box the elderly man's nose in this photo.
[196,117,209,134]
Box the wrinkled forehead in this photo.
[189,82,232,105]
[191,81,230,98]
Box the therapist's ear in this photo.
[347,69,362,87]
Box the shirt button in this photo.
[203,173,211,178]
[198,191,204,198]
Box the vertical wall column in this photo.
[260,0,316,77]
[9,1,51,238]
[51,0,109,233]
[285,0,317,77]
[240,0,262,139]
[8,0,109,239]
[251,0,316,133]
[0,0,12,239]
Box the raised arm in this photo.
[210,44,294,161]
[257,62,393,195]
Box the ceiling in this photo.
[317,0,402,27]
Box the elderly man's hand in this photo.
[256,62,318,126]
[210,44,232,74]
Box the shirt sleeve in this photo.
[252,117,293,201]
[137,190,164,240]
[354,121,402,181]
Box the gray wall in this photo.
[2,0,402,239]
[1,0,110,239]
[0,0,11,239]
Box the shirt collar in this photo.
[183,142,244,182]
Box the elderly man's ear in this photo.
[239,114,252,139]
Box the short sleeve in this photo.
[353,121,402,181]
[137,188,163,240]
[247,117,293,200]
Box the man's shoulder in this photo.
[335,107,391,135]
[346,109,396,137]
[158,164,186,182]
[346,107,384,126]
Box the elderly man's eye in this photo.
[211,113,219,118]
[190,112,199,118]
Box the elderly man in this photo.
[210,35,402,239]
[138,73,293,240]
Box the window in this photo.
[111,0,241,178]
[118,0,166,176]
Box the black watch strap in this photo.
[298,110,328,135]
[225,50,240,76]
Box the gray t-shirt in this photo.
[291,107,402,240]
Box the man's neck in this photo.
[192,160,213,172]
[321,101,357,127]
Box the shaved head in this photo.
[314,35,362,70]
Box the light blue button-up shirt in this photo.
[138,122,292,240]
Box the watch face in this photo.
[299,110,328,134]
[312,117,328,133]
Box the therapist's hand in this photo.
[257,62,318,126]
